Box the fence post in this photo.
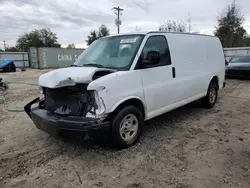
[22,48,25,71]
[37,47,40,69]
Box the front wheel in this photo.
[111,106,144,149]
[202,83,218,108]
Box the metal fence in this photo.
[29,47,84,69]
[0,52,29,68]
[224,47,250,58]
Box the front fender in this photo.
[87,71,144,115]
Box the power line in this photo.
[112,6,124,34]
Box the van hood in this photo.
[39,67,115,88]
[227,62,250,70]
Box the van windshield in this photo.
[74,35,144,70]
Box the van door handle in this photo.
[172,67,176,78]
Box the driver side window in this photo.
[139,35,172,67]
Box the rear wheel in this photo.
[111,106,144,149]
[202,83,218,108]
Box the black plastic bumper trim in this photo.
[25,99,111,135]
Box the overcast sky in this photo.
[0,0,249,49]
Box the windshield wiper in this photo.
[82,64,104,68]
[70,64,78,67]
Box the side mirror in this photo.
[225,60,229,66]
[142,50,160,65]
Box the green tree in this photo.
[214,2,247,47]
[159,20,187,32]
[5,46,20,52]
[98,24,110,38]
[86,25,110,45]
[16,28,61,51]
[67,43,76,49]
[86,31,98,46]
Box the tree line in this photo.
[215,2,250,47]
[1,1,249,52]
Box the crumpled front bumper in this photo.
[24,98,111,136]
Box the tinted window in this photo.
[139,35,171,67]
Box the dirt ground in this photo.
[0,69,250,188]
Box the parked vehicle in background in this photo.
[226,55,250,78]
[25,32,226,149]
[0,60,16,72]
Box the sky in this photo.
[0,0,249,49]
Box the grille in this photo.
[44,85,91,116]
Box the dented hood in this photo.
[39,67,115,88]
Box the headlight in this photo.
[93,91,106,114]
[85,91,107,120]
[39,86,44,94]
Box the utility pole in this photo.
[3,40,6,51]
[113,6,124,34]
[187,13,192,33]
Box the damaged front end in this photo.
[24,84,110,136]
[44,84,96,116]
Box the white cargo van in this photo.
[25,32,226,148]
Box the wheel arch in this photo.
[208,75,219,90]
[109,97,147,120]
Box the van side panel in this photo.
[166,34,207,101]
[145,33,225,120]
[126,33,226,120]
[205,37,225,89]
[166,33,225,97]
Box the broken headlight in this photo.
[86,91,107,120]
[39,86,44,94]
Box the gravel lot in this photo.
[0,69,250,188]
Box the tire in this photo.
[111,105,144,149]
[11,63,16,72]
[202,83,218,108]
[8,65,12,72]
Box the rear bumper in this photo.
[24,98,111,136]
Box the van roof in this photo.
[104,31,216,38]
